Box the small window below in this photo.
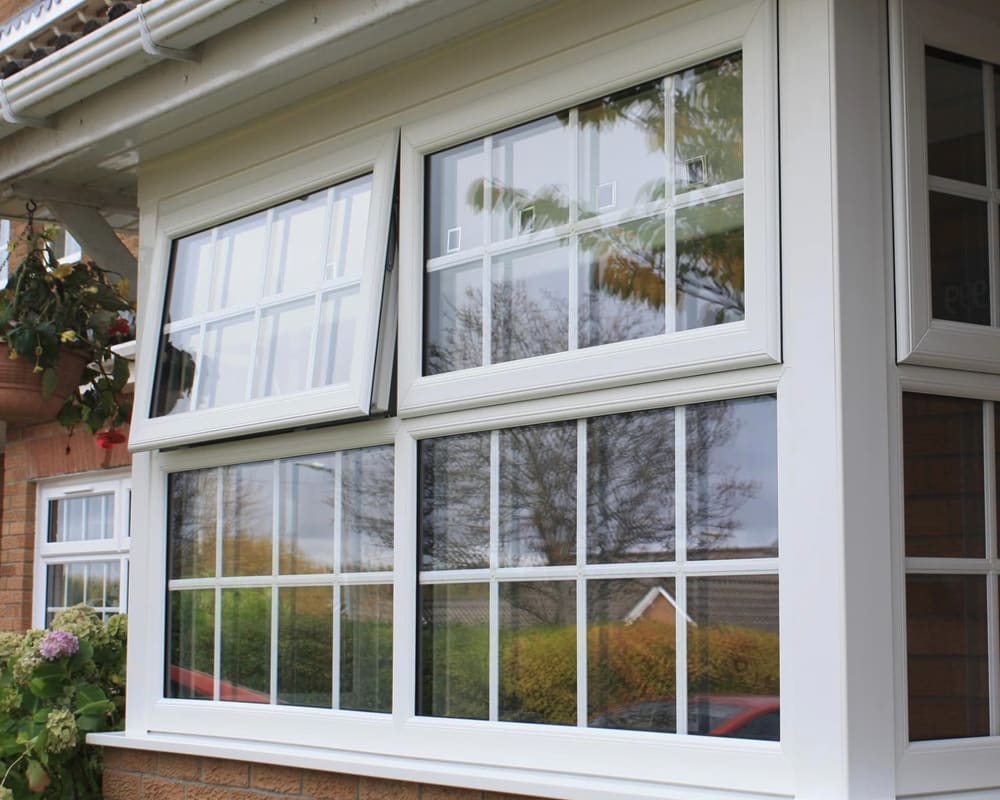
[34,475,131,628]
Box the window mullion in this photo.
[663,75,677,335]
[674,404,688,735]
[213,466,224,701]
[985,401,999,735]
[575,419,587,728]
[568,107,580,352]
[482,135,494,368]
[270,462,280,705]
[985,64,1000,329]
[333,451,344,710]
[489,429,500,722]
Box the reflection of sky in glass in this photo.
[199,314,254,409]
[491,115,571,241]
[425,262,483,375]
[427,142,486,259]
[687,396,777,559]
[279,455,336,574]
[254,299,315,399]
[491,243,570,363]
[579,81,665,216]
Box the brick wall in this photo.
[0,0,38,25]
[102,749,540,800]
[0,420,130,632]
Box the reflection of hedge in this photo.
[420,623,489,719]
[503,621,778,724]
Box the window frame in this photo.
[32,471,131,629]
[132,374,789,797]
[129,128,399,451]
[891,0,1000,373]
[397,0,779,417]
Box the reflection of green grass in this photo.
[420,622,489,719]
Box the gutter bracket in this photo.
[137,4,200,63]
[0,80,52,128]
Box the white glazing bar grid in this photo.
[674,404,688,735]
[984,401,999,734]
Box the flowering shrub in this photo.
[0,606,126,799]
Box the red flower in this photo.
[107,318,131,336]
[95,429,126,449]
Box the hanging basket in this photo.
[0,343,89,424]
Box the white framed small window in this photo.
[55,227,82,263]
[892,0,1000,373]
[0,218,9,286]
[129,129,398,451]
[398,0,779,416]
[33,472,131,628]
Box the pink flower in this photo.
[95,429,126,449]
[38,629,79,660]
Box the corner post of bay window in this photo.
[778,0,867,800]
[831,0,898,796]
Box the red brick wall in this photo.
[0,420,131,632]
[102,749,540,800]
[0,0,38,24]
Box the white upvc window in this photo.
[33,473,131,628]
[129,129,398,451]
[892,0,1000,373]
[397,0,778,416]
[125,0,786,795]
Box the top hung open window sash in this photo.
[130,131,398,451]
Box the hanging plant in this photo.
[0,203,135,442]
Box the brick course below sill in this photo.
[102,748,538,800]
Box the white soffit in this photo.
[0,0,556,193]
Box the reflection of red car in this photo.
[591,695,779,740]
[168,666,270,703]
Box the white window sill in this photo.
[87,731,789,800]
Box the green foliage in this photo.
[0,607,127,799]
[0,227,134,437]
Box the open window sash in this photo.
[130,130,398,451]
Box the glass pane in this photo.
[903,393,984,558]
[676,194,744,330]
[579,216,666,348]
[220,587,271,703]
[907,574,988,740]
[165,231,214,323]
[253,299,315,399]
[89,495,112,541]
[498,422,576,567]
[491,242,570,363]
[341,446,395,572]
[425,262,483,375]
[674,53,743,192]
[420,433,490,570]
[221,462,274,578]
[65,563,85,606]
[578,80,666,217]
[687,576,779,740]
[996,403,1000,559]
[490,115,571,242]
[427,141,486,259]
[327,175,372,281]
[266,191,328,296]
[418,583,489,720]
[687,396,778,559]
[588,578,678,732]
[151,326,200,417]
[929,191,990,325]
[46,564,65,611]
[168,469,218,580]
[198,314,254,409]
[48,494,113,543]
[340,584,393,712]
[995,66,1000,185]
[587,408,675,563]
[83,563,105,607]
[926,49,986,185]
[313,288,360,388]
[278,586,332,708]
[279,455,335,575]
[499,581,576,725]
[213,212,268,310]
[106,561,120,609]
[166,589,215,700]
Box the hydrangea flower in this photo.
[44,708,78,754]
[38,629,79,661]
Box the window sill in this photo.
[88,731,789,800]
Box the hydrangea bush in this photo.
[0,606,126,799]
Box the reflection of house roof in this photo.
[624,587,694,626]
